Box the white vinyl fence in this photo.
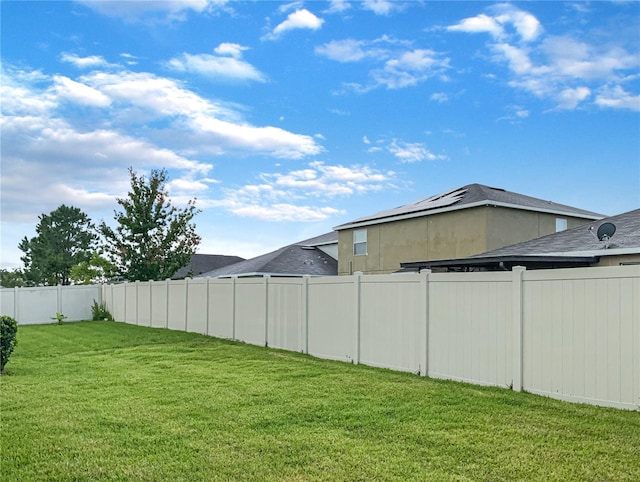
[101,265,640,410]
[0,284,102,325]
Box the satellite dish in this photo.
[596,222,616,241]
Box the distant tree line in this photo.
[4,168,201,287]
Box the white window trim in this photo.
[353,229,367,256]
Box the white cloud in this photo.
[226,203,341,222]
[374,49,450,89]
[214,42,247,59]
[362,0,405,16]
[448,5,638,111]
[431,92,449,103]
[52,75,111,107]
[494,6,542,42]
[208,161,395,222]
[76,0,225,23]
[556,86,591,110]
[166,52,266,83]
[315,39,373,62]
[595,85,640,111]
[326,0,351,14]
[542,36,639,80]
[447,5,542,42]
[317,39,449,92]
[388,140,447,163]
[447,13,504,38]
[265,9,324,40]
[0,63,328,231]
[60,53,111,69]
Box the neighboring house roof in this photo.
[172,254,245,279]
[399,209,639,272]
[334,183,604,231]
[197,232,338,278]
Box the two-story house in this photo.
[333,183,603,275]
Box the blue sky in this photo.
[1,0,639,269]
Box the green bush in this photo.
[1,315,18,372]
[91,300,113,321]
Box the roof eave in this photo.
[334,200,603,231]
[400,254,599,270]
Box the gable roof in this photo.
[334,183,603,231]
[172,254,245,279]
[197,232,338,278]
[473,208,640,258]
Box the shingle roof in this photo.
[334,183,603,230]
[172,254,245,279]
[197,232,338,278]
[473,208,640,257]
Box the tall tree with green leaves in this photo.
[70,253,118,285]
[19,205,97,286]
[100,168,201,282]
[0,269,26,288]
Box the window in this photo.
[556,218,567,232]
[353,229,367,256]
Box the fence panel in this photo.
[10,286,59,324]
[429,272,513,387]
[150,281,168,328]
[136,282,151,327]
[359,274,424,373]
[1,285,100,324]
[110,284,125,322]
[186,279,207,334]
[522,267,640,410]
[208,279,234,338]
[234,278,267,346]
[124,283,137,324]
[307,277,356,362]
[60,285,100,321]
[167,280,187,331]
[267,278,304,352]
[0,290,14,318]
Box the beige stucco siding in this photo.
[484,207,591,252]
[339,208,490,275]
[338,206,596,275]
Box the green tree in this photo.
[70,253,119,285]
[0,269,26,288]
[19,205,97,286]
[99,168,201,282]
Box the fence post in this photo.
[231,276,237,340]
[135,281,140,325]
[354,272,362,365]
[57,284,62,317]
[302,275,310,354]
[264,275,270,347]
[512,266,526,392]
[420,269,431,377]
[205,278,211,336]
[148,280,153,328]
[13,286,19,321]
[165,279,170,329]
[123,281,127,324]
[184,278,189,332]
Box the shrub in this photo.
[91,300,113,321]
[1,315,18,372]
[51,312,67,324]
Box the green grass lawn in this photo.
[1,322,639,481]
